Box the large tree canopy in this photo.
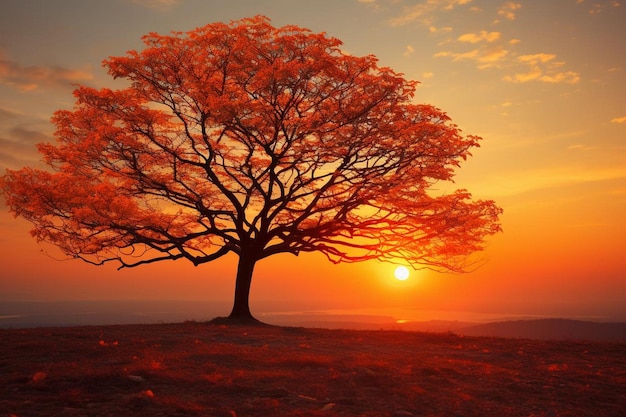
[1,16,501,319]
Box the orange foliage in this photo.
[1,16,501,314]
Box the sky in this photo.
[1,0,625,322]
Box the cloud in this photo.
[458,31,501,43]
[435,27,579,84]
[435,45,509,69]
[429,25,453,34]
[0,127,49,170]
[517,53,556,64]
[0,52,93,92]
[0,107,24,122]
[611,116,626,123]
[537,71,582,84]
[403,45,416,57]
[8,126,49,144]
[583,0,621,14]
[480,166,626,197]
[129,0,181,11]
[375,2,581,86]
[497,2,522,21]
[0,107,53,170]
[504,54,581,84]
[390,0,474,27]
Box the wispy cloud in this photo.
[457,31,501,43]
[611,116,626,123]
[435,46,509,69]
[581,0,622,14]
[0,106,52,170]
[480,165,626,197]
[403,45,415,57]
[429,25,453,34]
[503,54,581,84]
[436,45,580,84]
[0,52,93,92]
[380,1,581,85]
[518,53,555,64]
[0,107,24,122]
[0,126,49,170]
[496,2,522,21]
[390,0,474,27]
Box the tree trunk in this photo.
[228,253,257,320]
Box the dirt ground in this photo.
[1,322,624,416]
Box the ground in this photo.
[1,322,624,416]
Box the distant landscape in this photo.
[2,300,625,342]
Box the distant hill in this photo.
[268,315,626,342]
[456,318,626,342]
[2,301,625,342]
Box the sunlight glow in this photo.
[394,266,410,281]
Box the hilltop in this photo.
[1,322,624,416]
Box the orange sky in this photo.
[1,0,624,321]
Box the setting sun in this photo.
[394,266,410,281]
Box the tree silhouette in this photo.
[1,16,502,320]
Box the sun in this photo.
[393,265,410,281]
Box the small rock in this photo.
[32,371,47,383]
[298,394,318,402]
[321,403,336,411]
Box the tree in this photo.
[1,16,502,321]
